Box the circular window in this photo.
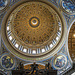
[1,0,67,61]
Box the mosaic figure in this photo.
[0,0,8,10]
[0,54,16,70]
[2,56,14,68]
[62,0,75,14]
[52,54,67,70]
[55,56,66,68]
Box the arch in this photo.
[24,63,45,66]
[68,19,75,63]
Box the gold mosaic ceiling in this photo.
[6,1,62,50]
[13,2,56,45]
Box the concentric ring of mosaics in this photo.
[1,0,67,61]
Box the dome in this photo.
[1,0,67,61]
